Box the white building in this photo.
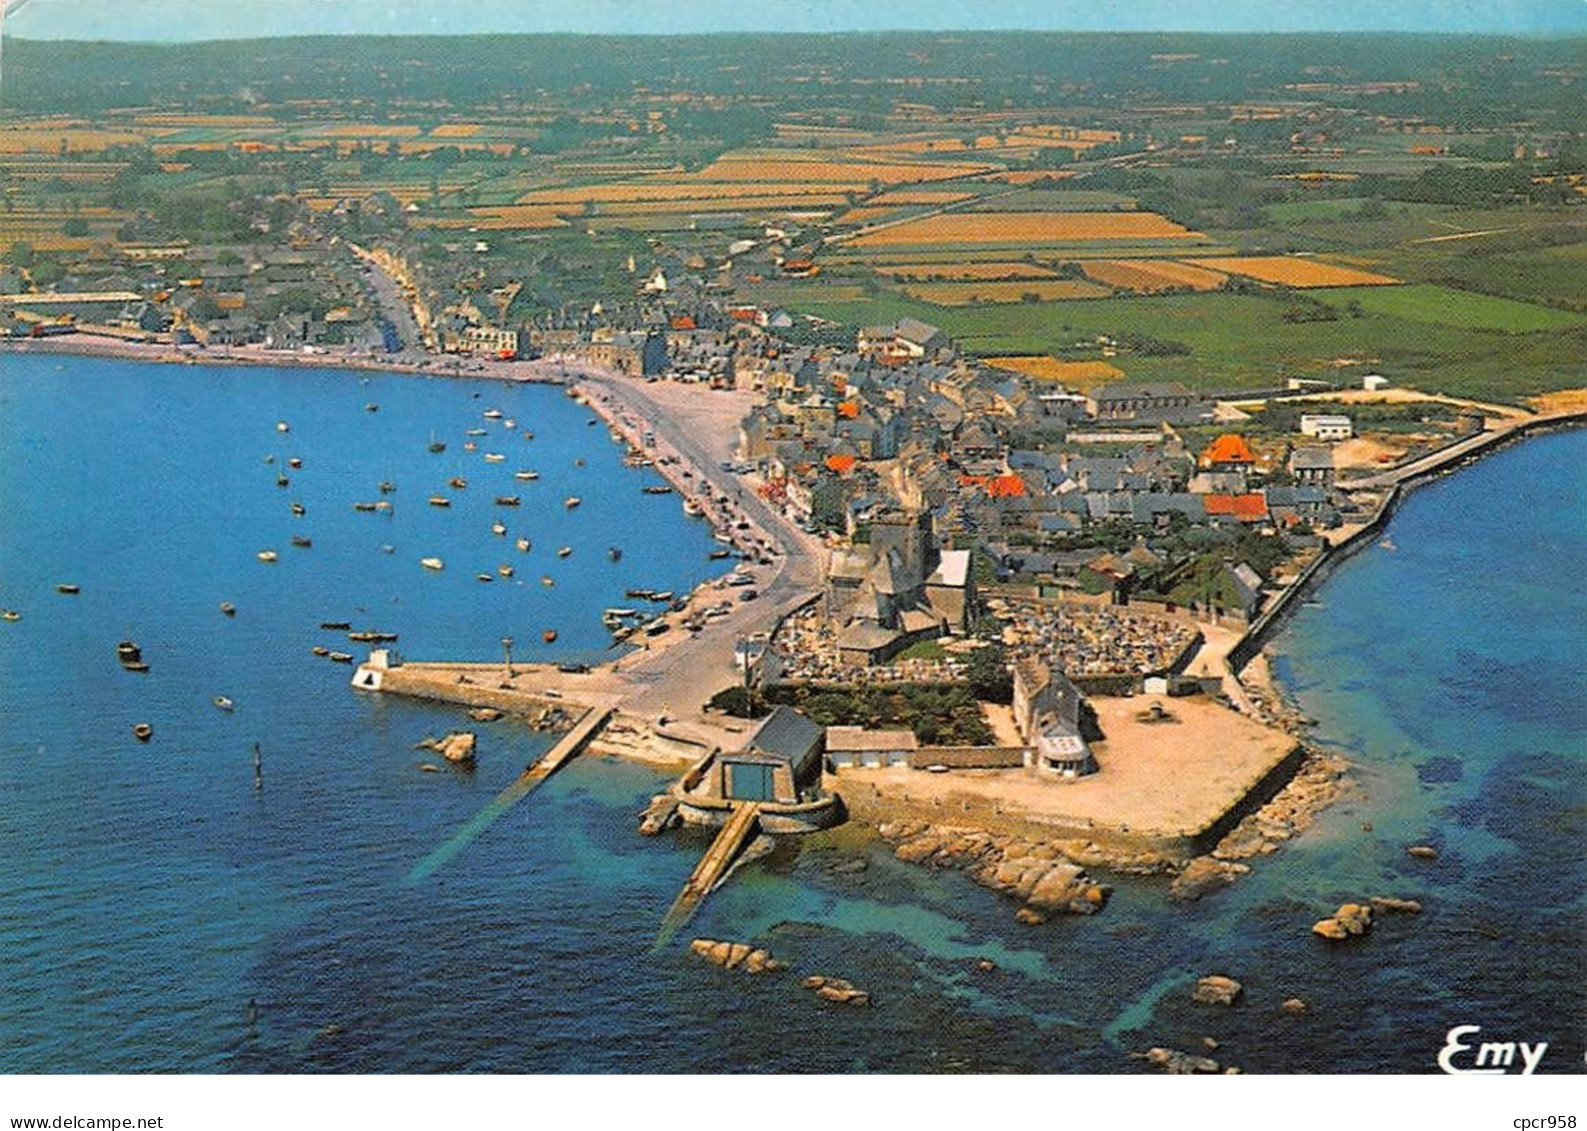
[1299,413,1354,441]
[1362,373,1390,391]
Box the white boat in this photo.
[516,537,531,552]
[503,419,516,429]
[213,696,235,712]
[491,521,507,536]
[465,428,488,436]
[276,421,290,433]
[515,470,540,481]
[483,409,503,419]
[564,497,581,509]
[421,557,445,571]
[498,565,514,578]
[257,550,279,563]
[557,546,572,558]
[541,575,555,587]
[484,453,506,463]
[683,500,703,517]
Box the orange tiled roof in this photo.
[1201,433,1256,466]
[1203,493,1268,521]
[825,453,857,475]
[985,474,1028,498]
[837,401,860,419]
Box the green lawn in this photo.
[1313,284,1587,332]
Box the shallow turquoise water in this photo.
[0,356,1581,1073]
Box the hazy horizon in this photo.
[5,0,1585,41]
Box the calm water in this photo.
[0,355,1581,1074]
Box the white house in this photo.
[1299,414,1353,441]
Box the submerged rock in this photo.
[1406,845,1439,859]
[1169,856,1250,902]
[1313,901,1374,941]
[805,976,871,1007]
[1281,997,1309,1016]
[689,938,784,974]
[1369,896,1423,915]
[1192,975,1244,1007]
[1144,1047,1221,1074]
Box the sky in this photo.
[4,0,1586,39]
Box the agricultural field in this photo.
[1310,284,1587,332]
[850,211,1201,247]
[677,150,992,184]
[877,262,1060,280]
[984,356,1125,386]
[901,280,1113,304]
[1081,259,1227,293]
[1185,256,1401,287]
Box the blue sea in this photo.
[0,355,1581,1074]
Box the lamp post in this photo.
[502,635,514,680]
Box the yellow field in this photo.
[852,211,1199,246]
[981,170,1078,185]
[517,181,864,205]
[677,153,991,184]
[1082,259,1228,292]
[430,123,483,138]
[0,128,145,154]
[130,114,275,128]
[596,195,848,215]
[902,280,1113,305]
[867,190,975,205]
[836,207,895,224]
[985,357,1125,385]
[1184,256,1400,287]
[878,262,1058,280]
[306,124,423,138]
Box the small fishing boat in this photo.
[626,588,656,600]
[650,591,674,602]
[320,621,351,631]
[586,419,598,427]
[476,573,493,583]
[428,496,451,508]
[276,472,289,488]
[683,500,703,517]
[133,722,153,742]
[643,485,673,495]
[428,440,446,454]
[604,607,638,619]
[291,502,307,516]
[288,457,302,469]
[564,496,582,509]
[516,537,531,552]
[1,609,20,622]
[291,536,313,549]
[498,565,514,578]
[494,495,521,507]
[448,477,468,490]
[348,631,398,644]
[366,403,379,413]
[311,645,330,657]
[117,641,143,665]
[421,557,445,571]
[378,481,396,494]
[214,696,234,712]
[219,602,236,617]
[56,583,80,595]
[380,545,395,554]
[574,458,586,467]
[491,522,507,536]
[276,421,290,433]
[542,629,558,643]
[374,501,393,513]
[708,548,732,560]
[608,546,622,562]
[515,470,540,481]
[463,442,477,452]
[483,409,503,420]
[541,576,555,587]
[466,428,489,436]
[483,453,506,463]
[503,419,516,429]
[257,550,278,563]
[328,652,354,664]
[353,502,378,512]
[521,431,534,441]
[558,546,573,558]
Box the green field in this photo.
[784,287,1587,402]
[1313,284,1587,332]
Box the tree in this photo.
[967,642,1013,704]
[9,241,35,268]
[62,218,89,237]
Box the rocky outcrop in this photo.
[689,939,784,975]
[468,707,504,722]
[1212,748,1349,863]
[1369,896,1423,915]
[1406,845,1439,860]
[1143,1047,1221,1074]
[1312,901,1374,941]
[802,975,870,1007]
[1281,997,1308,1016]
[417,731,477,764]
[1169,856,1250,902]
[876,822,1126,921]
[1192,975,1243,1007]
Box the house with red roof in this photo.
[1202,493,1268,524]
[1199,433,1257,471]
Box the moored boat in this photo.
[540,576,555,587]
[494,496,521,506]
[608,546,622,561]
[276,421,290,433]
[311,645,330,657]
[428,496,451,508]
[448,477,468,489]
[56,583,80,595]
[291,536,312,549]
[291,502,307,516]
[516,537,531,552]
[498,565,514,578]
[133,722,153,742]
[477,573,493,583]
[257,550,278,563]
[288,457,302,469]
[558,546,572,558]
[564,496,581,509]
[542,629,557,643]
[483,409,503,420]
[378,481,396,494]
[320,621,351,631]
[514,470,540,481]
[491,521,507,536]
[420,557,445,571]
[483,453,505,463]
[213,696,234,712]
[328,652,354,663]
[2,609,20,622]
[643,485,673,495]
[353,502,378,512]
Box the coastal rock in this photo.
[1369,897,1423,915]
[894,834,945,865]
[806,976,871,1006]
[468,707,504,722]
[437,732,476,763]
[1313,902,1374,941]
[1169,856,1250,902]
[1281,998,1309,1016]
[880,822,1109,922]
[690,939,783,975]
[1406,845,1439,860]
[1144,1047,1221,1075]
[1311,918,1350,941]
[1192,976,1244,1007]
[1014,906,1048,926]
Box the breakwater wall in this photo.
[1228,411,1587,675]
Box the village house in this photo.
[1012,659,1097,778]
[1299,413,1353,441]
